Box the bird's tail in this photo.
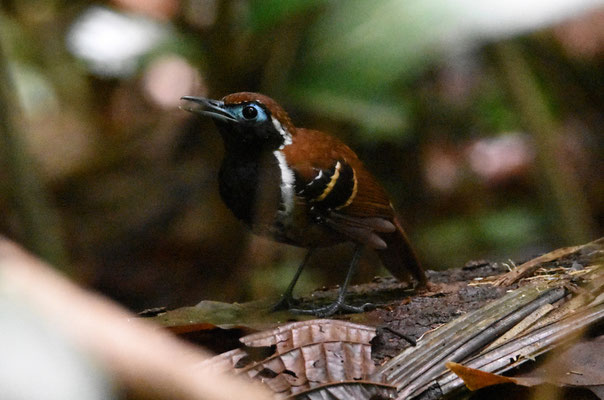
[376,217,427,287]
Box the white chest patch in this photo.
[272,117,292,149]
[273,150,295,216]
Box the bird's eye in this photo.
[242,105,258,120]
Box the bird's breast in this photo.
[218,152,297,241]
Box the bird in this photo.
[181,92,426,316]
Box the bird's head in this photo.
[181,92,295,153]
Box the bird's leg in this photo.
[290,244,373,317]
[271,248,315,311]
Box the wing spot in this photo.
[335,167,357,210]
[314,161,341,201]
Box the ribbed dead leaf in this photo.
[200,319,395,399]
[446,362,541,390]
[197,347,251,373]
[240,319,377,353]
[241,341,377,396]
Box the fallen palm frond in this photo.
[377,238,603,399]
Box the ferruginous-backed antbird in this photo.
[181,92,426,317]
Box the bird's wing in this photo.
[283,129,396,248]
[283,129,426,284]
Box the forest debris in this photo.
[433,296,604,399]
[200,319,395,399]
[378,284,569,398]
[533,335,604,387]
[493,237,603,286]
[150,260,509,355]
[484,303,554,351]
[149,299,313,334]
[147,239,602,399]
[239,341,379,396]
[240,319,376,352]
[372,248,603,399]
[447,334,604,398]
[287,382,396,400]
[445,362,540,390]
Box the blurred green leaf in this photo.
[291,87,410,139]
[473,81,519,132]
[417,207,542,267]
[250,0,325,31]
[478,207,541,250]
[297,0,458,93]
[417,218,476,268]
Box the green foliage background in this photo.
[0,0,602,309]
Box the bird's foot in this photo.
[290,301,375,318]
[270,294,300,312]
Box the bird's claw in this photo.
[289,301,375,318]
[270,295,299,312]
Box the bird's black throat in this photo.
[218,151,286,233]
[213,116,285,154]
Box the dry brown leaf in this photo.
[197,347,251,374]
[240,341,377,396]
[522,335,604,387]
[448,336,604,397]
[446,361,542,391]
[240,319,377,353]
[203,319,392,399]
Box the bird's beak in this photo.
[180,96,237,122]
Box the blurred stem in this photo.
[259,16,306,98]
[494,41,594,244]
[0,38,69,270]
[17,2,93,115]
[206,0,252,94]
